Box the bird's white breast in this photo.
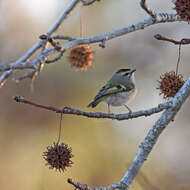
[104,88,137,107]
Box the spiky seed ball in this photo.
[173,0,190,22]
[158,71,185,99]
[68,45,94,71]
[43,142,73,172]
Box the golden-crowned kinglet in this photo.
[87,68,137,113]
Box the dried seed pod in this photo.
[173,0,190,22]
[43,142,73,172]
[158,71,185,99]
[68,45,94,71]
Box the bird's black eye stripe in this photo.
[116,85,122,89]
[123,72,129,76]
[116,68,130,73]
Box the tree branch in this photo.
[45,51,65,64]
[119,77,190,189]
[2,0,190,189]
[58,13,181,50]
[0,0,81,83]
[67,78,190,189]
[4,1,190,189]
[81,0,101,6]
[68,178,123,190]
[0,2,181,86]
[154,34,190,45]
[140,0,155,18]
[0,70,13,88]
[13,82,190,189]
[0,13,180,72]
[21,0,80,62]
[13,95,172,120]
[12,70,36,83]
[13,78,190,189]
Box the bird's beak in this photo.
[130,69,136,74]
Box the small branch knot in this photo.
[39,34,48,40]
[140,0,156,18]
[62,106,71,112]
[99,40,106,48]
[13,96,24,102]
[68,178,91,190]
[154,34,162,40]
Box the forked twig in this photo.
[0,1,182,87]
[140,0,155,18]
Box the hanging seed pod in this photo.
[158,71,185,99]
[173,0,190,22]
[43,142,73,172]
[68,45,94,71]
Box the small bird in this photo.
[87,68,137,113]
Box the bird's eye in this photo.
[123,72,129,76]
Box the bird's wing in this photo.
[94,84,126,100]
[87,84,127,108]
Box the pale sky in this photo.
[19,0,68,21]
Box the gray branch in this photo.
[2,1,190,189]
[119,77,190,189]
[13,95,172,120]
[61,101,172,120]
[0,70,13,88]
[59,13,181,49]
[13,78,190,189]
[0,0,182,85]
[0,0,81,82]
[67,78,190,190]
[0,13,181,73]
[140,0,155,18]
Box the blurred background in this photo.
[0,0,190,190]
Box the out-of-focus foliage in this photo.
[0,1,190,190]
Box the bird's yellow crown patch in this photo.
[116,67,131,73]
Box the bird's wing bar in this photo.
[94,84,126,101]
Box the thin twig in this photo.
[0,8,181,86]
[13,95,172,120]
[0,70,13,88]
[140,0,155,18]
[176,43,182,75]
[52,35,76,41]
[68,178,93,190]
[18,0,80,62]
[40,35,63,51]
[0,1,182,87]
[154,34,190,45]
[12,70,36,83]
[47,0,81,36]
[0,0,81,86]
[12,62,44,83]
[68,178,122,190]
[1,14,180,74]
[13,96,61,112]
[81,0,100,6]
[45,51,65,64]
[154,34,185,75]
